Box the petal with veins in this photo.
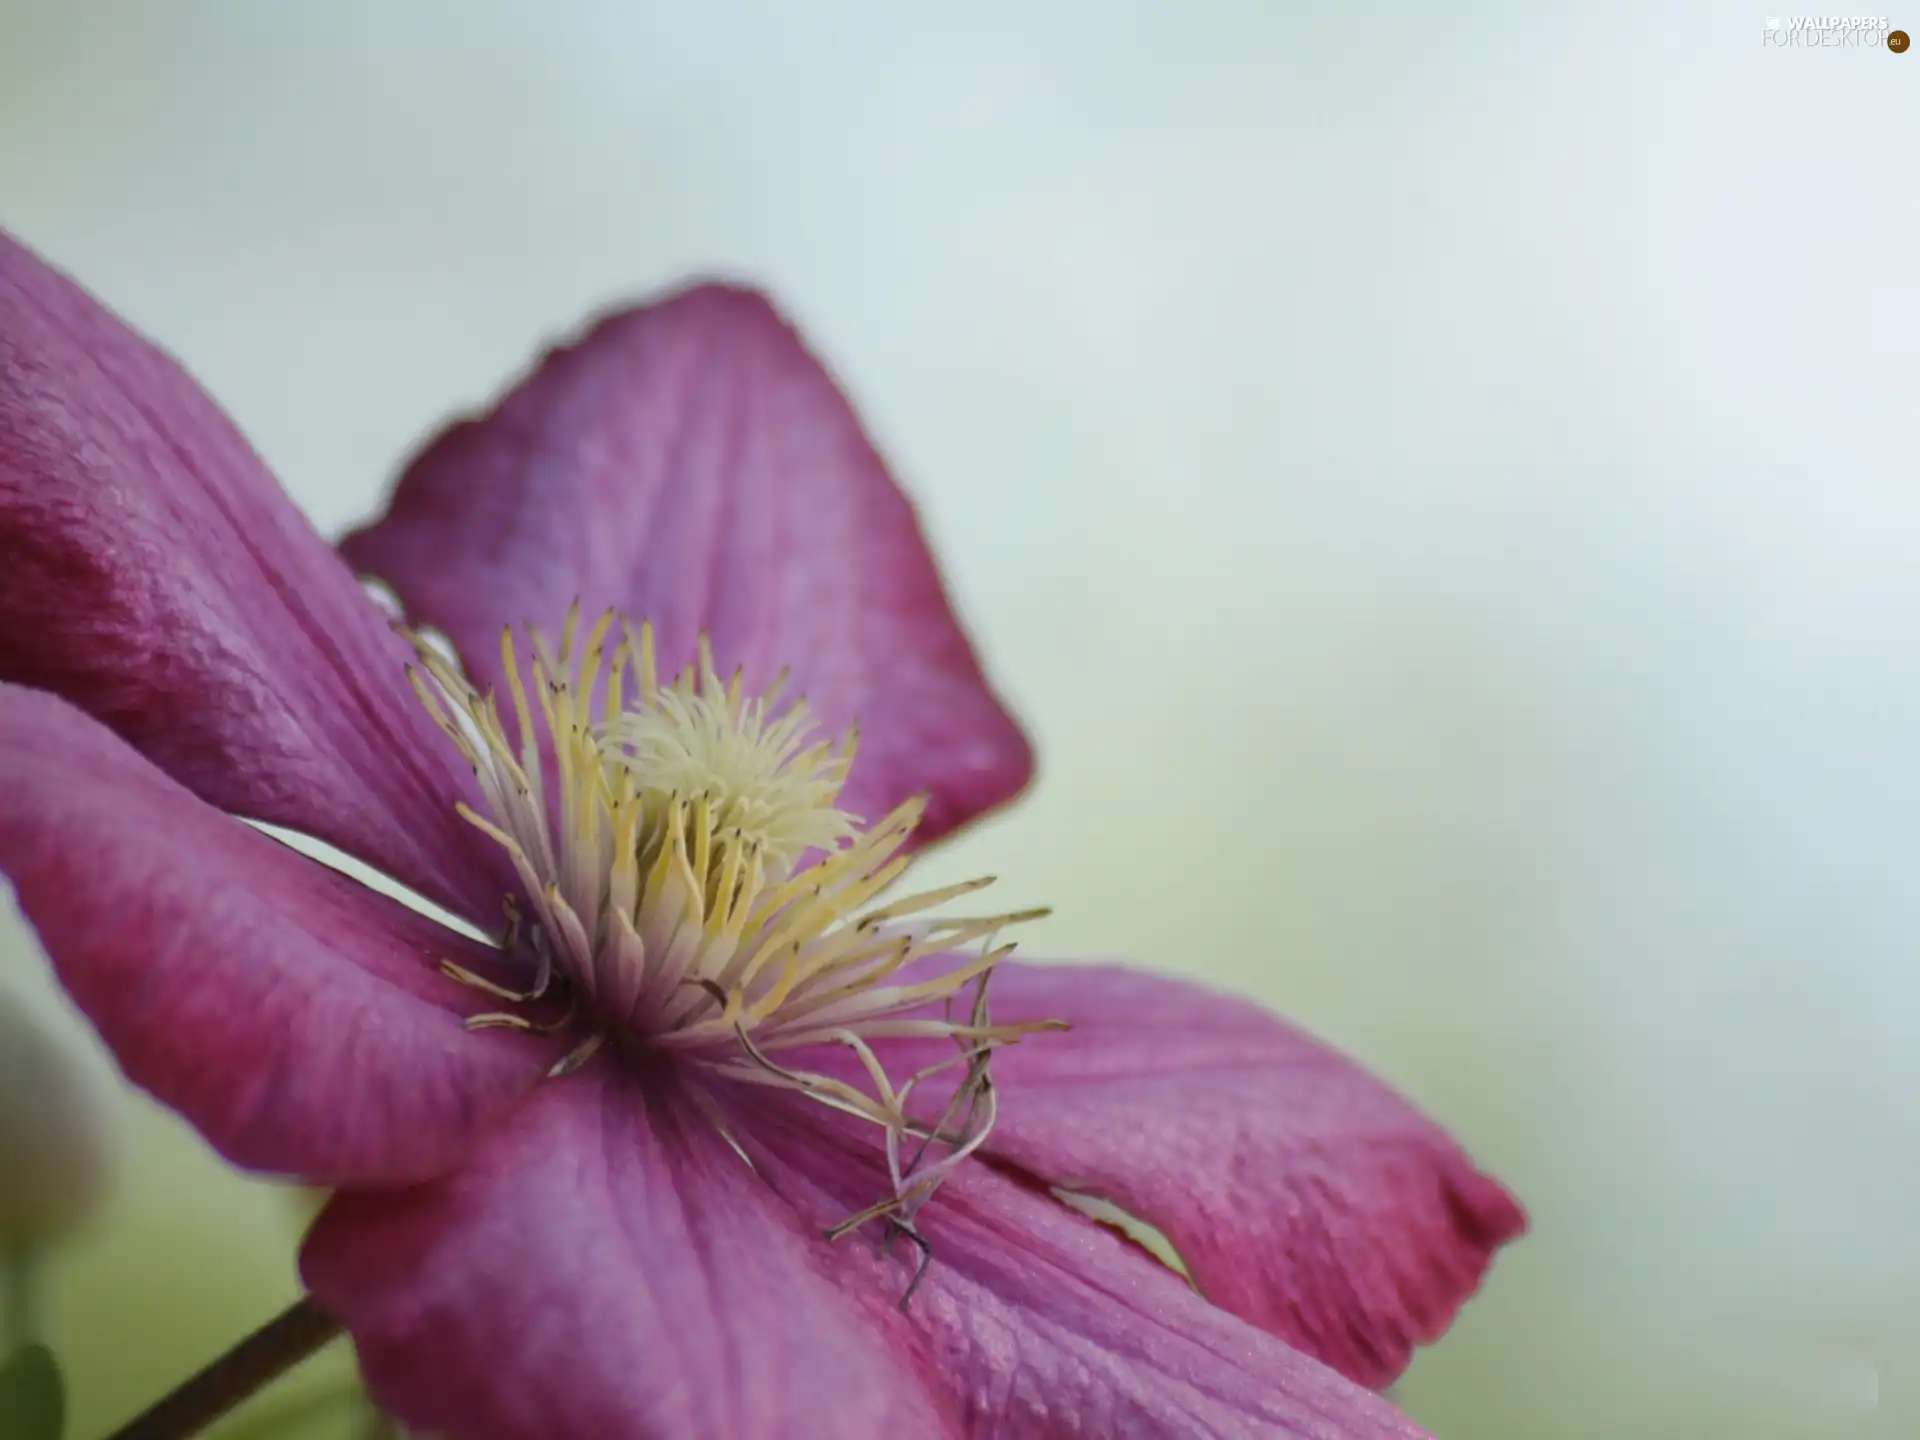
[735,1090,1437,1440]
[806,959,1525,1389]
[342,284,1031,846]
[0,230,499,920]
[303,1072,962,1440]
[0,683,552,1186]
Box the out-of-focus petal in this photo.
[341,284,1032,844]
[0,683,554,1186]
[734,1091,1436,1440]
[837,959,1525,1389]
[303,1072,961,1440]
[0,230,499,919]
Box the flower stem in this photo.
[2,1244,45,1352]
[105,1295,343,1440]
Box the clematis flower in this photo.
[0,229,1524,1439]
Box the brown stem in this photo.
[104,1295,344,1440]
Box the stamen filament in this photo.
[407,609,1059,1224]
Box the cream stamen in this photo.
[409,607,1059,1225]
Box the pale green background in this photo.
[1,3,1915,1437]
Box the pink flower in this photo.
[0,230,1523,1439]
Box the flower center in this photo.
[408,607,1057,1231]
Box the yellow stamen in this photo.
[408,607,1058,1219]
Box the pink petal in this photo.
[858,960,1525,1390]
[340,284,1032,845]
[733,1091,1436,1440]
[0,230,500,920]
[0,683,554,1186]
[303,1072,962,1440]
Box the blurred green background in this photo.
[1,3,1915,1436]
